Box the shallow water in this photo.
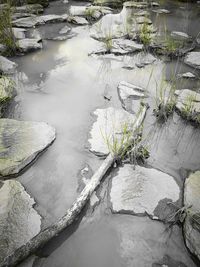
[11,0,200,266]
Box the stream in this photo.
[1,0,200,266]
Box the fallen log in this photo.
[1,104,148,267]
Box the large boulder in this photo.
[184,171,200,261]
[0,119,56,177]
[0,77,15,116]
[0,180,41,265]
[110,165,180,221]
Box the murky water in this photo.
[11,0,200,266]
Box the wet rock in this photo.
[124,1,148,9]
[18,38,42,53]
[171,31,190,40]
[175,89,200,115]
[177,72,196,79]
[183,171,200,261]
[184,52,200,69]
[13,14,68,28]
[88,107,137,156]
[110,165,180,220]
[0,56,17,74]
[59,25,71,35]
[152,8,170,14]
[13,4,44,14]
[93,0,122,8]
[67,16,89,25]
[0,180,41,265]
[0,119,56,176]
[12,27,26,39]
[69,5,112,20]
[0,77,15,117]
[123,52,156,69]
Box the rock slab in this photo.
[0,119,56,176]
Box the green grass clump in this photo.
[180,93,200,125]
[0,0,18,56]
[139,21,152,46]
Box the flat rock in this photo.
[88,107,137,156]
[0,119,56,176]
[0,180,41,265]
[184,171,200,261]
[171,31,190,40]
[152,8,170,14]
[175,89,200,115]
[124,1,148,9]
[110,165,180,220]
[67,16,88,25]
[12,27,26,39]
[0,77,15,116]
[0,56,17,74]
[70,5,112,19]
[184,52,200,69]
[18,38,42,53]
[177,72,196,79]
[13,4,44,14]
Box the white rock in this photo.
[110,165,180,219]
[177,72,196,79]
[184,52,200,69]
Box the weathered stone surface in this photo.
[13,4,44,14]
[13,14,68,28]
[0,56,17,74]
[171,31,190,40]
[184,52,200,69]
[0,180,41,265]
[175,89,200,115]
[0,77,15,116]
[88,107,137,156]
[124,1,148,9]
[184,171,200,261]
[67,16,88,25]
[93,0,122,8]
[12,27,26,39]
[110,165,180,220]
[18,38,42,53]
[0,119,56,176]
[177,72,196,79]
[69,5,112,20]
[152,8,170,14]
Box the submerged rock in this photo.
[184,171,200,261]
[0,119,56,177]
[0,56,17,74]
[0,77,15,117]
[184,52,200,69]
[0,180,41,265]
[88,107,137,156]
[18,38,42,53]
[110,165,180,220]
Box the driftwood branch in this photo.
[2,104,148,267]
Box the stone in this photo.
[88,107,137,156]
[18,38,42,53]
[13,4,44,14]
[93,0,122,8]
[110,165,180,220]
[152,8,170,14]
[184,171,200,261]
[0,119,56,177]
[59,25,71,35]
[67,16,89,25]
[12,28,26,39]
[175,89,200,115]
[177,72,196,79]
[13,14,68,28]
[0,56,17,74]
[184,52,200,69]
[0,180,41,265]
[123,1,148,9]
[171,31,190,40]
[0,77,15,116]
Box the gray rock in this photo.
[0,119,56,176]
[67,16,89,25]
[69,5,112,19]
[110,165,180,220]
[13,4,44,14]
[88,107,137,156]
[12,27,26,39]
[18,38,42,53]
[0,180,41,265]
[184,171,200,261]
[0,56,17,74]
[124,1,148,9]
[0,77,15,116]
[152,8,170,14]
[171,31,190,40]
[184,52,200,69]
[175,89,200,115]
[13,14,68,28]
[177,72,196,79]
[59,25,71,35]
